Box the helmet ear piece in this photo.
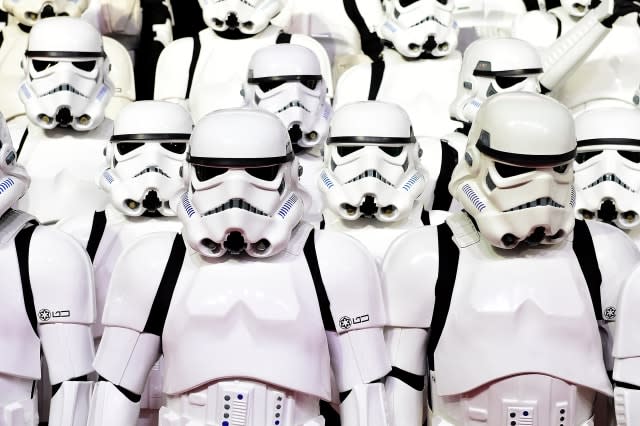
[181,161,192,187]
[104,142,115,167]
[464,146,481,176]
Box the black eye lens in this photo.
[301,79,319,90]
[246,165,280,181]
[194,165,227,181]
[161,143,187,154]
[379,146,404,157]
[619,150,640,163]
[495,76,527,89]
[575,150,603,164]
[553,164,569,173]
[258,81,285,92]
[72,61,96,72]
[436,0,448,4]
[32,59,56,72]
[337,146,364,156]
[116,142,144,155]
[399,0,420,6]
[495,162,535,178]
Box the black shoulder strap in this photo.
[420,210,431,225]
[343,0,383,61]
[15,223,39,334]
[368,60,385,100]
[572,220,603,320]
[86,210,107,262]
[0,29,4,49]
[522,0,540,10]
[16,127,29,160]
[555,15,562,39]
[186,36,201,99]
[276,32,292,44]
[426,224,460,370]
[303,229,336,332]
[431,141,458,211]
[143,234,187,339]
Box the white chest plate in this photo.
[323,208,423,264]
[434,238,612,397]
[334,50,461,138]
[162,248,332,399]
[188,27,283,122]
[14,122,111,222]
[0,236,41,380]
[0,26,28,122]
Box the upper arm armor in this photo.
[29,227,95,326]
[382,226,439,329]
[101,232,179,332]
[314,230,386,333]
[153,37,195,101]
[613,264,640,359]
[587,221,640,322]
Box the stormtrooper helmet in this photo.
[574,107,640,230]
[0,114,30,217]
[2,0,89,27]
[378,0,458,59]
[243,43,331,149]
[450,38,543,124]
[178,108,304,258]
[560,0,591,17]
[319,101,426,222]
[101,101,192,217]
[198,0,284,35]
[19,17,114,131]
[449,92,577,249]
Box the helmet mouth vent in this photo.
[55,107,72,127]
[359,195,378,217]
[224,231,247,255]
[142,190,161,212]
[598,199,618,223]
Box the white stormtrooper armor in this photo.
[82,0,142,51]
[450,37,543,126]
[278,0,384,80]
[452,0,526,38]
[154,1,332,122]
[574,107,640,246]
[243,43,332,224]
[12,17,117,223]
[1,0,89,27]
[0,3,135,123]
[511,0,640,111]
[0,113,96,426]
[382,92,640,426]
[58,100,189,426]
[335,0,461,139]
[87,108,391,426]
[378,0,458,59]
[319,101,448,263]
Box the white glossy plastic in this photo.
[154,25,333,122]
